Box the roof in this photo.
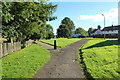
[91,29,98,33]
[102,25,120,31]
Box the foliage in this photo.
[57,17,75,38]
[88,27,94,36]
[80,39,119,79]
[97,25,101,29]
[2,2,57,42]
[2,44,51,78]
[61,17,75,33]
[41,38,81,48]
[57,24,71,38]
[75,27,88,36]
[46,24,54,39]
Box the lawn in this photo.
[79,39,119,79]
[40,38,81,48]
[2,44,51,78]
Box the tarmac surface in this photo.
[34,39,90,78]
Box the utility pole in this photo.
[102,14,106,39]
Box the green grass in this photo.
[2,44,51,78]
[40,38,81,48]
[80,39,119,79]
[84,37,118,40]
[0,59,2,80]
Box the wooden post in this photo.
[0,42,3,58]
[54,40,57,50]
[118,26,120,42]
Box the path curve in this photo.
[34,39,90,78]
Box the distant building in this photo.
[91,25,120,38]
[90,26,102,37]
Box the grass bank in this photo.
[40,38,81,48]
[79,39,119,79]
[2,44,50,78]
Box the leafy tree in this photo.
[57,17,75,38]
[57,24,71,38]
[88,27,94,36]
[97,25,101,29]
[61,17,75,34]
[75,27,88,36]
[46,24,54,39]
[2,2,57,42]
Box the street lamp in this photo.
[102,14,105,39]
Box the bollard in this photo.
[54,40,57,49]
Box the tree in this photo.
[88,27,94,36]
[57,24,71,38]
[75,27,88,36]
[46,24,54,39]
[57,17,75,38]
[2,2,57,42]
[61,17,75,34]
[97,25,101,29]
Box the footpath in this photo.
[34,39,90,78]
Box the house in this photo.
[91,25,120,38]
[90,26,102,37]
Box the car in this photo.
[78,35,85,38]
[72,34,85,38]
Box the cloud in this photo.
[77,8,118,22]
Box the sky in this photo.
[46,2,119,35]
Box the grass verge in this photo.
[40,38,81,48]
[2,44,51,78]
[79,39,119,79]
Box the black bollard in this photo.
[54,40,57,49]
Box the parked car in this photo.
[78,35,85,38]
[72,34,85,38]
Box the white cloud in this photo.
[77,8,118,22]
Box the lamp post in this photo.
[102,14,106,39]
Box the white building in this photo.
[91,25,120,38]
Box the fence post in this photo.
[54,40,57,50]
[8,43,12,54]
[18,42,21,50]
[0,42,3,58]
[3,43,8,56]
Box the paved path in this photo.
[34,39,90,78]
